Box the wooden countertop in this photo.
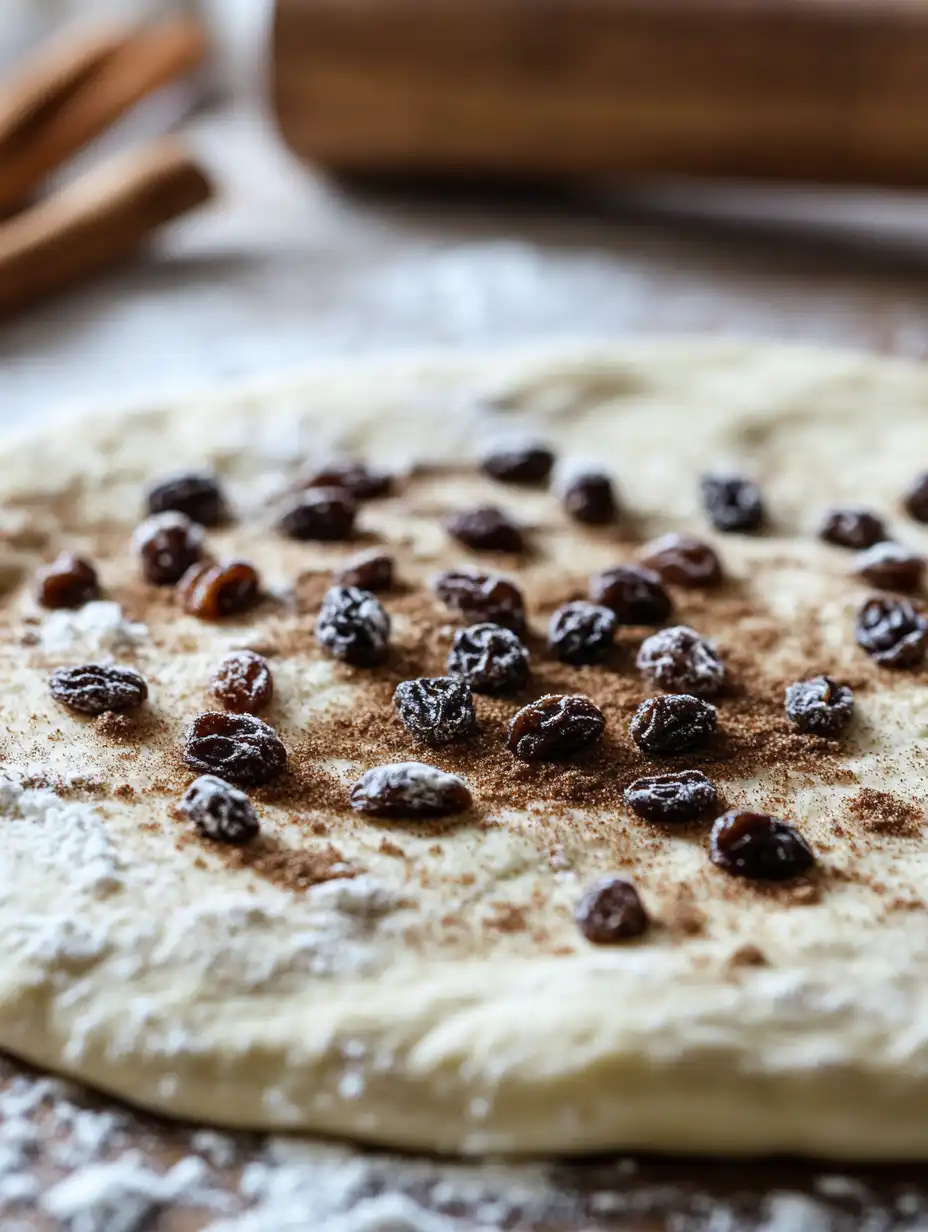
[3,104,928,1230]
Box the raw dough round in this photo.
[2,340,928,1158]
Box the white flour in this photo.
[39,601,148,657]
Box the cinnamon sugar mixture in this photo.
[6,438,927,974]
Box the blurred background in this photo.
[4,0,928,426]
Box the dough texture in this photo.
[2,340,928,1158]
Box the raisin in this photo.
[589,565,672,625]
[181,774,259,843]
[638,533,722,588]
[508,694,605,761]
[433,570,526,633]
[700,473,764,533]
[315,585,390,666]
[623,769,719,823]
[854,541,924,592]
[710,809,814,880]
[35,553,100,610]
[637,625,725,697]
[563,472,617,525]
[211,650,273,714]
[629,694,717,755]
[548,601,616,665]
[818,507,886,550]
[447,623,529,693]
[349,762,472,818]
[393,677,476,745]
[446,505,524,553]
[855,595,928,668]
[277,488,357,541]
[785,676,854,737]
[178,560,260,620]
[306,460,392,500]
[50,664,148,716]
[481,443,554,485]
[574,876,649,943]
[333,549,393,591]
[903,472,928,523]
[133,511,204,585]
[183,711,287,786]
[146,471,226,526]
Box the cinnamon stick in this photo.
[0,17,208,211]
[0,24,130,157]
[0,138,213,317]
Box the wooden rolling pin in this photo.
[273,0,928,184]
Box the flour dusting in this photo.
[39,601,148,657]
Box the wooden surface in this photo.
[6,92,928,1226]
[274,0,928,184]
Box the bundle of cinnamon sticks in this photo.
[0,16,214,318]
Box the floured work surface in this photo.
[2,341,928,1185]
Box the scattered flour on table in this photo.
[2,1072,928,1230]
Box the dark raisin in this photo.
[50,664,148,716]
[433,570,526,633]
[638,533,722,588]
[183,711,287,786]
[507,694,605,761]
[35,553,100,610]
[306,460,392,500]
[181,774,259,843]
[446,505,524,553]
[349,762,472,818]
[447,623,529,693]
[133,511,204,585]
[624,769,719,823]
[903,472,928,523]
[548,601,616,665]
[393,677,476,745]
[854,541,924,592]
[563,472,618,525]
[315,585,390,666]
[855,595,928,668]
[784,676,854,737]
[637,625,725,697]
[575,876,649,943]
[481,443,554,485]
[818,507,886,550]
[178,560,260,620]
[333,549,393,591]
[700,473,764,533]
[277,488,357,542]
[211,650,273,714]
[146,471,226,526]
[589,565,672,625]
[710,809,814,880]
[629,694,717,755]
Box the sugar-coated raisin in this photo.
[508,693,605,761]
[183,711,287,786]
[315,585,390,666]
[349,762,472,818]
[181,774,259,843]
[393,677,476,745]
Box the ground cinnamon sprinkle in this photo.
[848,788,924,837]
[217,834,358,893]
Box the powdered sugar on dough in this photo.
[39,601,148,657]
[3,342,928,1160]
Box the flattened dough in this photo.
[2,340,928,1158]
